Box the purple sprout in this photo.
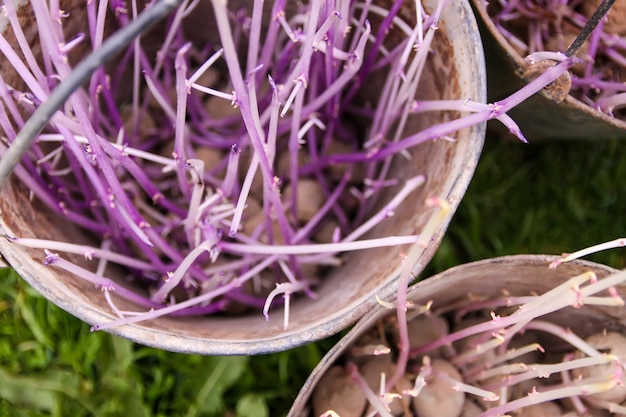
[0,0,575,331]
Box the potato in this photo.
[412,359,465,417]
[312,366,367,417]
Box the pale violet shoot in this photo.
[550,237,626,269]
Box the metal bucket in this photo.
[288,254,622,416]
[0,0,486,355]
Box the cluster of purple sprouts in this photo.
[486,0,626,118]
[312,260,626,417]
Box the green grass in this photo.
[430,133,626,272]
[2,130,626,416]
[0,265,334,416]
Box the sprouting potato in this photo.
[400,314,449,355]
[121,107,156,140]
[460,399,483,417]
[313,219,340,244]
[193,68,219,89]
[312,366,367,417]
[282,180,325,223]
[517,401,563,417]
[194,147,224,173]
[277,149,309,178]
[452,317,498,368]
[574,332,626,403]
[412,359,465,417]
[204,93,239,119]
[581,0,626,36]
[359,356,410,416]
